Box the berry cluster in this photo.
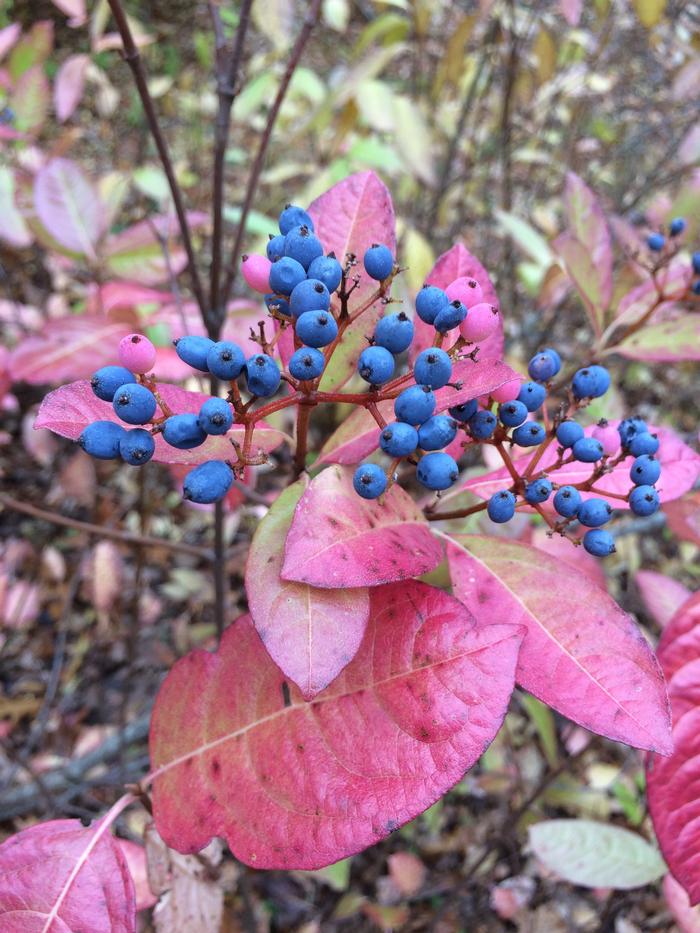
[646,216,700,295]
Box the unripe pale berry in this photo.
[460,302,500,342]
[241,254,272,293]
[592,421,620,456]
[445,276,483,307]
[491,378,521,404]
[118,333,157,373]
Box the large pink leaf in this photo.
[553,233,607,337]
[149,581,523,869]
[564,173,613,312]
[54,53,89,122]
[460,422,700,508]
[103,213,208,285]
[608,263,691,328]
[35,380,292,465]
[610,314,700,362]
[656,593,700,683]
[280,465,442,588]
[636,570,692,629]
[317,358,519,465]
[33,159,106,258]
[665,491,700,547]
[446,534,673,754]
[307,171,396,392]
[245,479,370,699]
[0,817,136,931]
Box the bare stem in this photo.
[426,501,488,522]
[294,402,312,476]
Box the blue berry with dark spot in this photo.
[572,437,604,462]
[571,365,611,399]
[112,383,157,425]
[245,353,281,397]
[525,477,552,504]
[79,421,126,459]
[517,381,547,412]
[163,413,207,450]
[578,498,613,527]
[379,421,419,457]
[434,300,467,333]
[269,256,306,295]
[693,252,700,275]
[358,345,395,385]
[499,400,528,428]
[265,293,291,316]
[374,312,414,354]
[307,254,343,293]
[528,349,560,382]
[266,234,286,261]
[556,420,584,448]
[628,432,659,456]
[630,454,661,486]
[363,243,394,281]
[647,232,665,251]
[279,204,314,235]
[415,285,449,325]
[618,417,648,446]
[487,490,516,523]
[669,217,686,236]
[289,347,325,381]
[553,485,582,518]
[183,460,234,504]
[206,341,245,380]
[418,415,458,451]
[583,528,616,557]
[394,385,436,425]
[416,451,459,491]
[513,421,546,446]
[629,484,660,516]
[449,399,478,422]
[91,366,135,402]
[468,409,497,440]
[353,463,387,499]
[414,348,452,389]
[296,310,338,348]
[289,279,330,317]
[119,428,155,465]
[174,335,215,373]
[198,398,233,436]
[284,225,324,270]
[693,280,700,295]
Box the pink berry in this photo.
[241,254,271,293]
[491,378,521,404]
[592,422,620,456]
[445,276,484,307]
[118,333,156,374]
[460,302,501,343]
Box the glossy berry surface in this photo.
[296,310,338,348]
[583,528,616,557]
[413,348,452,389]
[363,243,394,281]
[415,285,449,324]
[513,421,546,446]
[669,217,686,236]
[524,478,552,504]
[284,225,324,270]
[578,498,613,527]
[628,432,659,457]
[528,349,559,382]
[163,413,207,450]
[647,232,665,251]
[460,302,500,343]
[498,400,528,428]
[618,417,648,445]
[79,420,126,459]
[449,399,478,422]
[394,385,436,425]
[269,256,306,295]
[289,347,325,381]
[418,415,458,451]
[693,251,700,275]
[353,463,387,499]
[119,428,155,465]
[629,484,660,516]
[468,410,497,439]
[374,312,414,354]
[91,366,135,402]
[183,460,234,504]
[553,485,582,518]
[112,383,157,425]
[487,490,516,523]
[556,420,584,448]
[357,346,395,385]
[630,454,661,486]
[434,300,467,333]
[379,422,419,457]
[278,204,314,235]
[174,335,215,373]
[206,341,245,380]
[517,381,546,412]
[241,254,271,293]
[245,354,281,397]
[266,233,286,261]
[118,334,156,374]
[571,365,611,399]
[289,278,330,317]
[416,452,459,491]
[198,398,233,435]
[572,437,604,462]
[307,254,343,293]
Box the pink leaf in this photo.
[34,159,106,258]
[558,0,583,25]
[0,817,136,931]
[49,0,87,26]
[609,263,691,328]
[85,281,173,315]
[307,171,396,392]
[0,166,31,248]
[54,53,89,122]
[524,526,607,590]
[460,422,700,508]
[446,534,673,754]
[663,873,700,933]
[0,24,21,63]
[636,570,692,628]
[245,479,370,698]
[149,581,523,869]
[280,465,443,588]
[116,840,157,912]
[10,65,49,135]
[611,314,700,362]
[655,593,700,683]
[35,380,292,466]
[564,173,613,310]
[553,232,607,337]
[103,213,208,286]
[388,852,426,896]
[665,491,700,547]
[10,315,135,384]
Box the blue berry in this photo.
[498,400,528,428]
[198,398,233,435]
[487,490,516,523]
[296,310,338,348]
[363,243,394,281]
[174,335,215,373]
[628,432,659,457]
[266,233,286,261]
[416,451,459,491]
[524,477,552,504]
[449,399,478,422]
[647,232,665,251]
[468,409,497,440]
[434,300,466,333]
[578,498,613,527]
[571,365,611,399]
[629,484,660,516]
[307,254,342,293]
[693,280,700,295]
[556,420,584,448]
[269,256,306,295]
[572,437,604,462]
[206,341,245,380]
[279,204,314,235]
[112,383,157,425]
[583,528,616,557]
[357,345,395,385]
[163,413,207,450]
[245,353,281,396]
[79,420,126,459]
[119,428,155,465]
[513,422,546,446]
[91,366,135,402]
[517,381,547,412]
[414,348,452,389]
[630,454,661,486]
[183,460,234,504]
[284,225,324,270]
[374,312,414,354]
[353,463,387,499]
[418,415,458,451]
[618,417,648,446]
[528,349,560,382]
[379,421,419,457]
[669,217,686,236]
[415,285,449,325]
[394,385,436,425]
[289,278,330,317]
[265,293,291,316]
[289,347,325,381]
[693,251,700,275]
[553,485,582,518]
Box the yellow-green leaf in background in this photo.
[533,27,557,84]
[252,0,294,52]
[400,226,435,292]
[631,0,667,28]
[323,0,350,32]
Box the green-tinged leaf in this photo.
[288,67,326,105]
[529,820,666,888]
[355,79,396,131]
[323,0,350,31]
[631,0,667,27]
[305,857,353,891]
[133,165,170,203]
[353,12,409,56]
[553,233,605,336]
[347,138,403,173]
[495,210,552,266]
[0,167,31,248]
[11,64,49,133]
[223,205,277,237]
[609,314,700,362]
[519,693,558,768]
[393,96,435,186]
[8,21,53,81]
[401,227,435,292]
[564,173,613,313]
[232,71,277,121]
[252,0,294,51]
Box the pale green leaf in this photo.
[631,0,667,28]
[495,210,552,266]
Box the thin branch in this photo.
[106,0,208,317]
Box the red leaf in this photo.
[35,380,292,465]
[0,817,136,931]
[245,479,370,698]
[446,534,673,753]
[33,159,106,258]
[149,581,523,869]
[656,593,700,683]
[280,465,443,588]
[665,491,700,547]
[54,53,89,122]
[636,570,692,628]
